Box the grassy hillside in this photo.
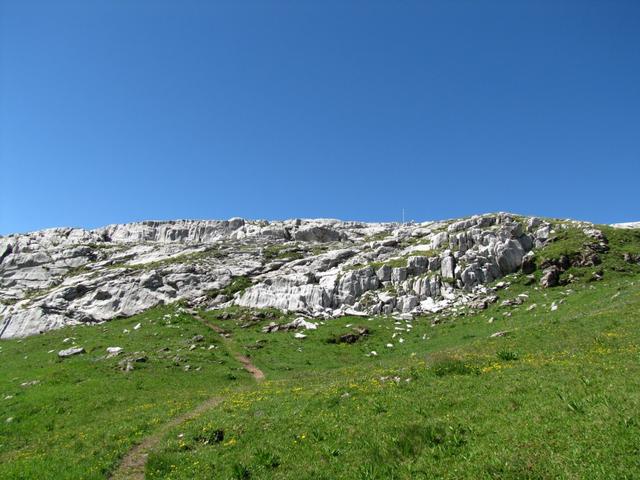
[1,225,640,479]
[0,307,254,479]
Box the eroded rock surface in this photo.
[0,214,612,339]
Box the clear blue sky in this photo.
[1,1,639,235]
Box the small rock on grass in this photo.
[58,347,85,358]
[106,347,123,358]
[489,331,509,338]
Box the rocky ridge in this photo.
[0,213,615,339]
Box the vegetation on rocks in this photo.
[206,276,253,300]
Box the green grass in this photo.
[2,226,640,479]
[536,226,591,265]
[0,306,252,480]
[146,276,640,479]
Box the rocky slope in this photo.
[0,213,617,339]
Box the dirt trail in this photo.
[110,310,264,479]
[189,309,265,381]
[236,354,265,381]
[110,396,222,480]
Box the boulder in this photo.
[0,240,14,263]
[430,231,449,249]
[521,251,536,274]
[391,267,407,284]
[407,256,428,275]
[227,217,245,230]
[441,255,456,280]
[494,239,525,274]
[397,295,418,313]
[376,265,391,282]
[540,266,560,288]
[294,226,343,243]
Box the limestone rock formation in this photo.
[0,213,617,339]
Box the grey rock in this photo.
[294,226,343,243]
[140,271,163,290]
[540,266,560,288]
[397,295,418,313]
[58,347,85,358]
[106,347,123,357]
[430,231,449,249]
[521,251,536,274]
[407,256,428,275]
[391,267,407,284]
[441,255,456,280]
[489,331,509,338]
[494,239,525,274]
[376,265,391,282]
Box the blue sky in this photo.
[1,0,639,234]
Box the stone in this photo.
[20,380,39,387]
[106,347,123,358]
[330,327,369,344]
[290,317,318,330]
[469,295,498,310]
[293,225,343,243]
[489,331,509,338]
[440,255,456,280]
[58,347,85,358]
[406,256,428,275]
[527,217,543,231]
[540,266,560,288]
[430,231,449,249]
[227,217,245,230]
[494,239,525,274]
[376,265,391,282]
[397,295,418,313]
[391,267,407,284]
[140,271,163,290]
[521,251,536,274]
